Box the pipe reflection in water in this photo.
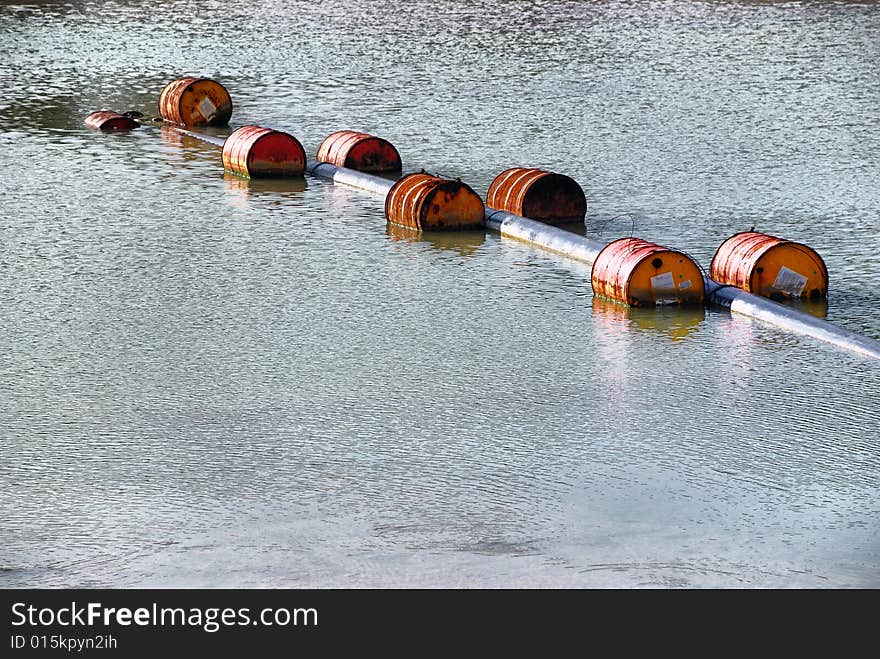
[159,124,224,167]
[385,223,486,257]
[591,297,706,342]
[222,173,308,209]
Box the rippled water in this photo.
[1,0,878,588]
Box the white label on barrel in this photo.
[679,279,692,291]
[650,271,676,299]
[197,96,217,121]
[772,266,808,297]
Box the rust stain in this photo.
[84,110,139,132]
[158,77,233,127]
[385,173,484,231]
[316,130,402,172]
[222,126,306,178]
[710,231,828,300]
[486,167,586,223]
[592,237,705,307]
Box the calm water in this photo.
[1,0,878,588]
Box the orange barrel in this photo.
[84,110,139,132]
[385,173,485,231]
[316,130,402,172]
[710,231,828,300]
[591,237,705,307]
[158,77,233,126]
[486,167,587,223]
[221,126,306,178]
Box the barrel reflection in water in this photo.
[591,298,706,342]
[159,124,225,169]
[385,223,486,258]
[222,173,308,208]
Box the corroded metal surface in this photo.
[710,231,828,300]
[486,167,586,223]
[316,130,401,172]
[221,125,306,178]
[591,237,704,307]
[84,110,139,132]
[385,173,484,231]
[158,77,233,126]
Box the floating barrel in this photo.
[591,237,705,307]
[221,126,306,178]
[710,231,828,300]
[316,130,402,172]
[486,167,587,223]
[385,173,484,231]
[158,77,233,126]
[84,111,139,132]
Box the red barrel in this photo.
[84,111,139,132]
[221,126,306,178]
[486,167,587,223]
[385,173,485,231]
[316,130,402,172]
[710,231,828,300]
[158,77,233,126]
[591,237,705,307]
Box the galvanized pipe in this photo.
[306,160,395,196]
[486,208,880,359]
[705,279,880,360]
[484,208,605,265]
[159,124,227,147]
[265,161,880,360]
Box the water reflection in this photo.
[385,223,486,257]
[554,221,589,237]
[158,123,223,165]
[786,298,829,319]
[222,172,308,205]
[2,0,879,590]
[370,169,406,185]
[591,297,707,342]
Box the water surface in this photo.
[1,0,878,588]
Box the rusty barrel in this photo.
[316,130,402,172]
[385,173,484,231]
[221,126,306,178]
[591,237,705,307]
[84,110,139,132]
[486,167,587,223]
[158,77,232,126]
[710,231,828,300]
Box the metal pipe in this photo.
[279,161,880,360]
[306,160,395,196]
[160,124,227,148]
[705,279,880,360]
[487,207,880,359]
[484,208,605,265]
